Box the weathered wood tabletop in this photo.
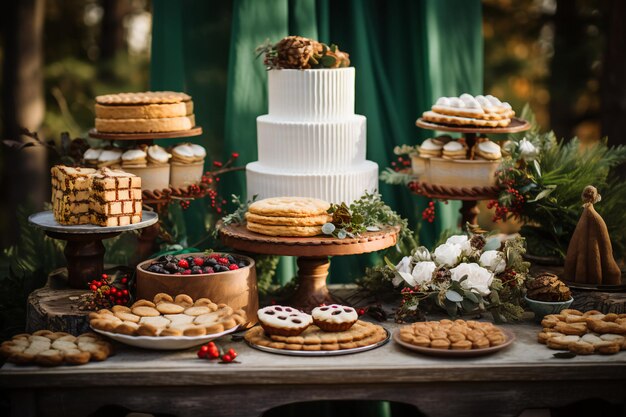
[1,317,625,417]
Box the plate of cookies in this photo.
[245,304,390,356]
[89,293,247,350]
[1,331,113,366]
[394,319,515,357]
[538,309,626,355]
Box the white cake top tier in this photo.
[268,68,355,121]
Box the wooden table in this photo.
[1,317,625,417]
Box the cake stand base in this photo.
[47,231,119,288]
[287,257,337,311]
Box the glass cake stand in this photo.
[219,222,400,312]
[413,117,531,225]
[29,211,158,289]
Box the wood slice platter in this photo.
[219,223,400,257]
[415,117,530,135]
[88,127,203,141]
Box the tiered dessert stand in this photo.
[413,117,530,225]
[29,211,158,289]
[220,223,400,312]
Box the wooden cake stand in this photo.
[413,117,531,225]
[88,127,203,141]
[220,223,400,312]
[29,211,158,289]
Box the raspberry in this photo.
[193,257,204,267]
[177,259,189,269]
[208,253,221,260]
[182,269,192,275]
[217,257,229,265]
[228,264,239,270]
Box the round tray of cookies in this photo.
[394,319,515,357]
[245,304,390,356]
[89,293,247,350]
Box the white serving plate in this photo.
[92,326,239,350]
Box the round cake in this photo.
[246,68,378,204]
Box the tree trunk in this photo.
[100,0,127,59]
[0,0,47,247]
[548,0,579,140]
[600,0,626,177]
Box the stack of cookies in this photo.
[538,308,626,355]
[95,91,195,133]
[245,196,331,237]
[422,93,514,128]
[246,304,386,351]
[89,293,247,337]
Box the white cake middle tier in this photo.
[257,115,366,172]
[246,160,379,204]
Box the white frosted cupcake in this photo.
[121,148,148,168]
[147,145,171,166]
[419,139,443,158]
[258,305,312,336]
[442,141,467,160]
[97,149,123,168]
[474,140,502,160]
[83,148,103,167]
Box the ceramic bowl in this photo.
[524,295,574,322]
[136,252,258,327]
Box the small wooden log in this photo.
[26,271,91,335]
[571,290,626,314]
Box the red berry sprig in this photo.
[196,342,239,364]
[422,201,435,223]
[390,156,411,172]
[81,273,131,310]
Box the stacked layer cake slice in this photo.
[90,168,143,226]
[51,165,142,227]
[95,91,195,133]
[51,166,97,225]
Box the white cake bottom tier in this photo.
[246,160,379,204]
[257,115,366,172]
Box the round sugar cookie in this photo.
[248,197,330,217]
[246,221,322,237]
[245,212,332,226]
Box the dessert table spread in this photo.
[1,298,624,417]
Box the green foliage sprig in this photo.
[322,192,409,240]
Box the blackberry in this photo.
[164,262,178,272]
[203,266,215,274]
[191,266,202,274]
[206,258,217,266]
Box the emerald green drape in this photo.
[152,1,482,415]
[151,0,482,286]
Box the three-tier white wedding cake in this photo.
[246,68,378,204]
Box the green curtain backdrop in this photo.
[151,1,482,415]
[151,0,482,282]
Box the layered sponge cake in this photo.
[51,165,142,227]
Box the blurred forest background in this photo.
[0,0,624,340]
[2,0,625,248]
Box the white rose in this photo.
[450,262,494,296]
[393,256,413,286]
[479,250,507,274]
[412,246,432,262]
[433,243,462,267]
[446,235,472,255]
[410,261,437,286]
[519,138,538,161]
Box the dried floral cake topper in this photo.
[256,36,350,70]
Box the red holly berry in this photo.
[227,348,237,358]
[221,354,233,363]
[121,277,128,284]
[90,284,97,291]
[231,152,239,159]
[228,264,239,270]
[208,348,220,359]
[197,350,207,359]
[178,259,189,269]
[357,308,366,316]
[193,257,204,267]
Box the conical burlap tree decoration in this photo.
[563,185,621,285]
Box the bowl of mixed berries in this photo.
[136,252,259,327]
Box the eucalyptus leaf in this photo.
[444,299,458,317]
[320,55,337,67]
[461,298,478,313]
[529,187,555,203]
[459,274,468,283]
[445,290,463,302]
[463,290,479,303]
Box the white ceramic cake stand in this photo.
[29,210,158,289]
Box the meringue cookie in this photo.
[419,138,443,158]
[84,148,103,165]
[97,149,123,168]
[122,148,148,167]
[147,145,171,165]
[475,140,502,160]
[442,141,467,160]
